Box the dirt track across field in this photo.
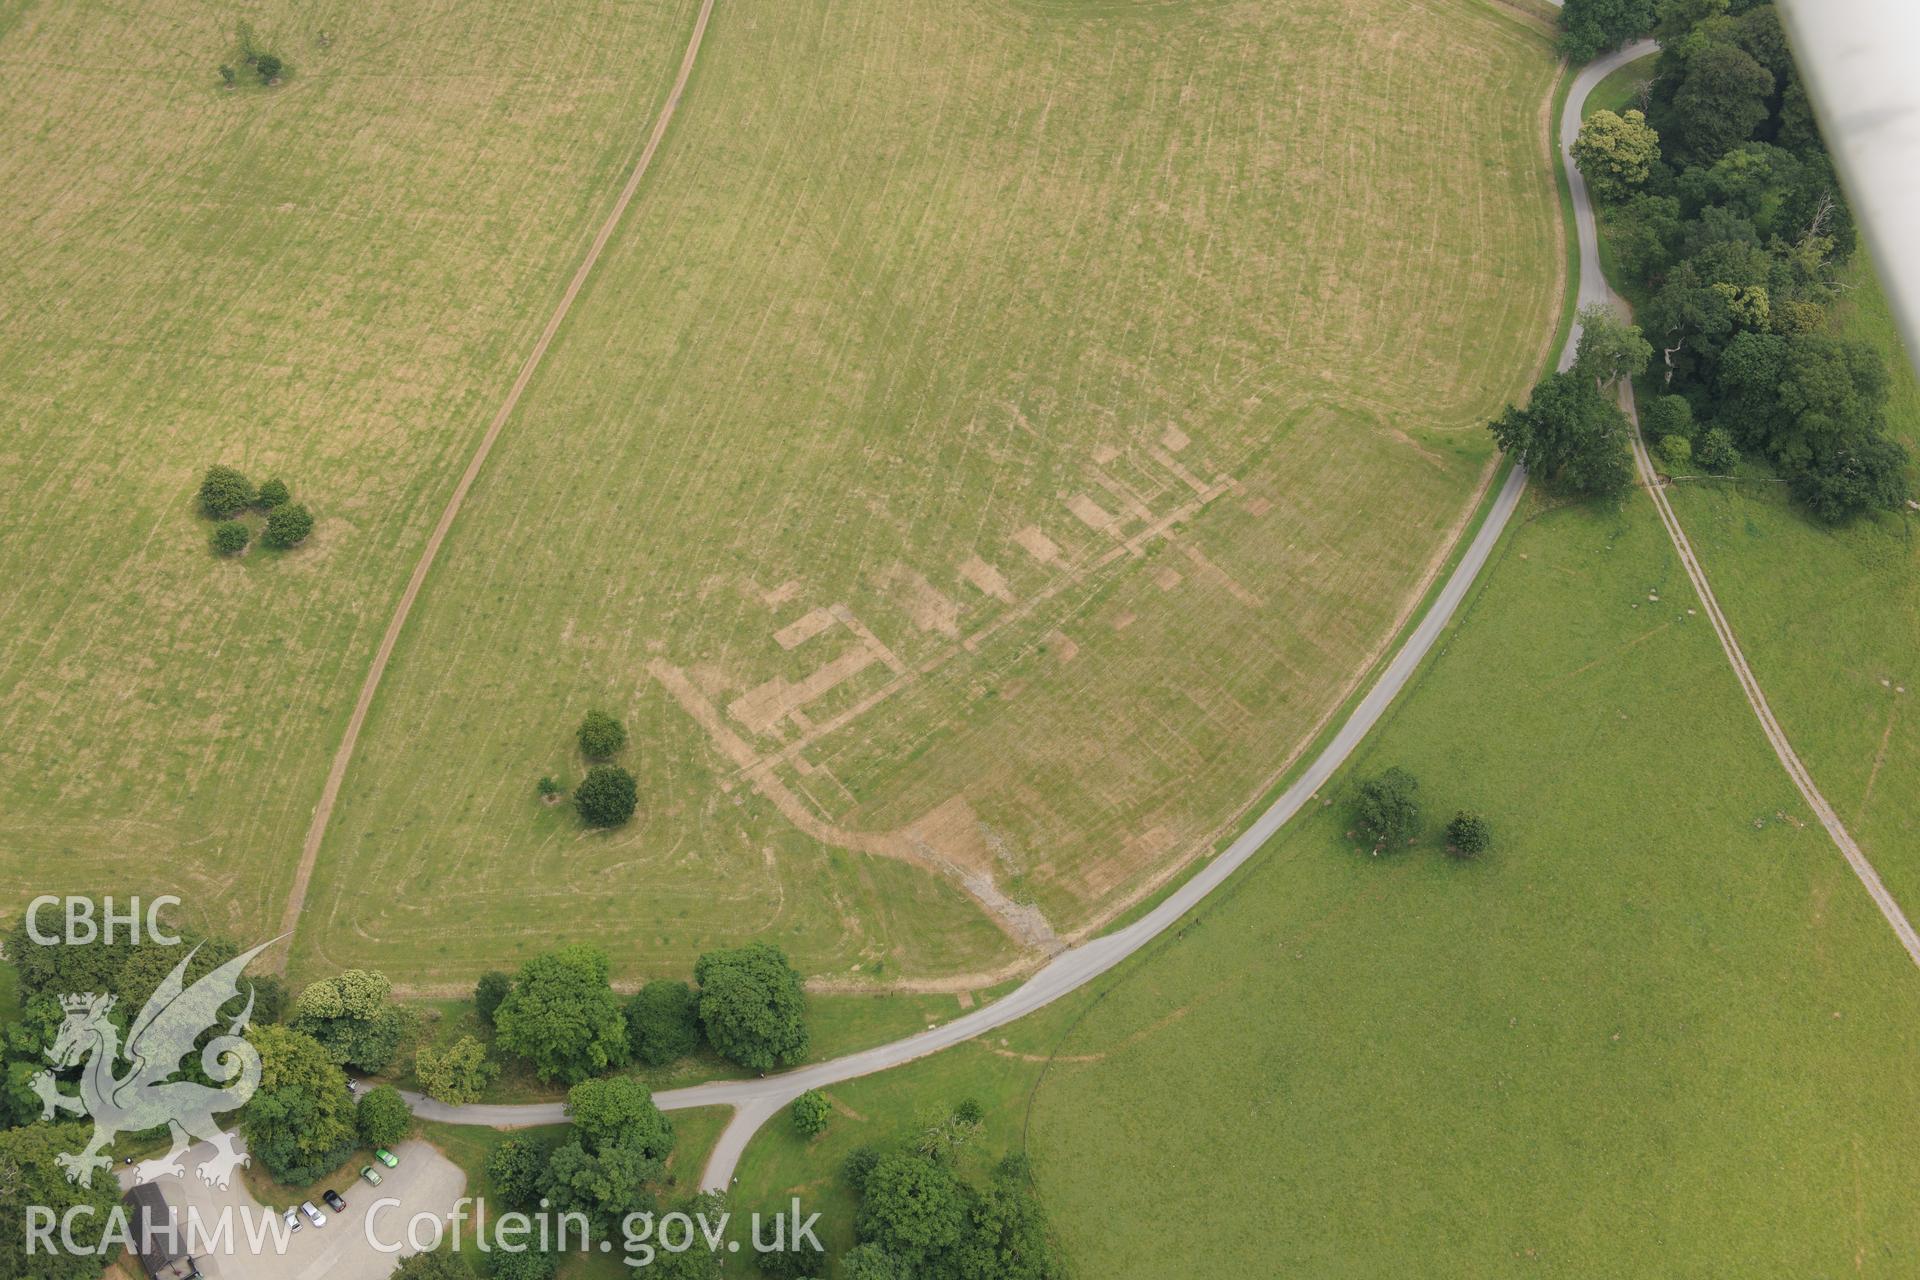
[273,0,718,968]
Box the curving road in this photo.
[409,36,1920,1194]
[402,46,1665,1188]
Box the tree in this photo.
[415,1034,498,1105]
[1488,372,1635,499]
[256,478,290,509]
[792,1088,831,1137]
[1572,109,1661,202]
[1665,40,1774,165]
[843,1145,883,1193]
[566,1076,675,1162]
[1351,767,1421,852]
[856,1152,969,1273]
[759,1237,828,1279]
[1574,304,1653,388]
[262,501,315,549]
[839,1246,906,1280]
[0,1123,127,1280]
[575,764,638,827]
[475,970,513,1026]
[493,944,631,1083]
[1557,0,1657,62]
[219,63,236,87]
[1696,425,1741,473]
[913,1100,982,1161]
[1642,394,1695,443]
[951,1154,1064,1280]
[290,969,409,1073]
[542,1135,661,1237]
[1793,432,1911,523]
[1611,193,1684,279]
[1446,811,1493,858]
[577,709,628,759]
[255,52,284,83]
[243,1024,359,1184]
[694,942,809,1072]
[627,979,704,1066]
[1658,433,1693,472]
[392,1250,473,1279]
[643,1193,729,1280]
[211,519,250,555]
[199,464,254,518]
[491,1250,559,1280]
[357,1083,413,1147]
[486,1134,558,1211]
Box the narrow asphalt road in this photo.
[408,34,1920,1194]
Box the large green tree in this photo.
[493,945,631,1083]
[574,764,638,827]
[0,1122,125,1280]
[1488,372,1635,499]
[289,969,408,1073]
[1573,109,1661,203]
[565,1076,675,1162]
[415,1034,498,1105]
[626,979,703,1066]
[243,1024,358,1184]
[1351,767,1422,853]
[1557,0,1656,62]
[357,1083,413,1147]
[1573,304,1653,388]
[951,1155,1064,1280]
[855,1152,969,1274]
[1664,38,1774,165]
[392,1250,474,1279]
[694,943,809,1072]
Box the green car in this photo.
[360,1166,383,1186]
[373,1148,398,1168]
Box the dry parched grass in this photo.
[0,0,701,935]
[291,0,1561,984]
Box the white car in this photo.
[284,1207,301,1232]
[300,1201,327,1228]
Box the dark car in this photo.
[322,1189,347,1213]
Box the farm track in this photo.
[1622,373,1920,965]
[404,35,1920,1194]
[1557,39,1920,969]
[274,0,719,966]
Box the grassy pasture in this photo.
[1661,254,1920,919]
[293,0,1564,988]
[0,0,700,936]
[725,485,1920,1275]
[1022,491,1920,1276]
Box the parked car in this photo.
[373,1148,398,1168]
[284,1207,301,1233]
[360,1165,383,1186]
[300,1201,327,1227]
[322,1189,346,1213]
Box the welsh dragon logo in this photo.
[31,938,274,1189]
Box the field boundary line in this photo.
[273,0,719,969]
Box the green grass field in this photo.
[1661,254,1920,922]
[290,0,1565,989]
[727,485,1920,1275]
[0,0,702,940]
